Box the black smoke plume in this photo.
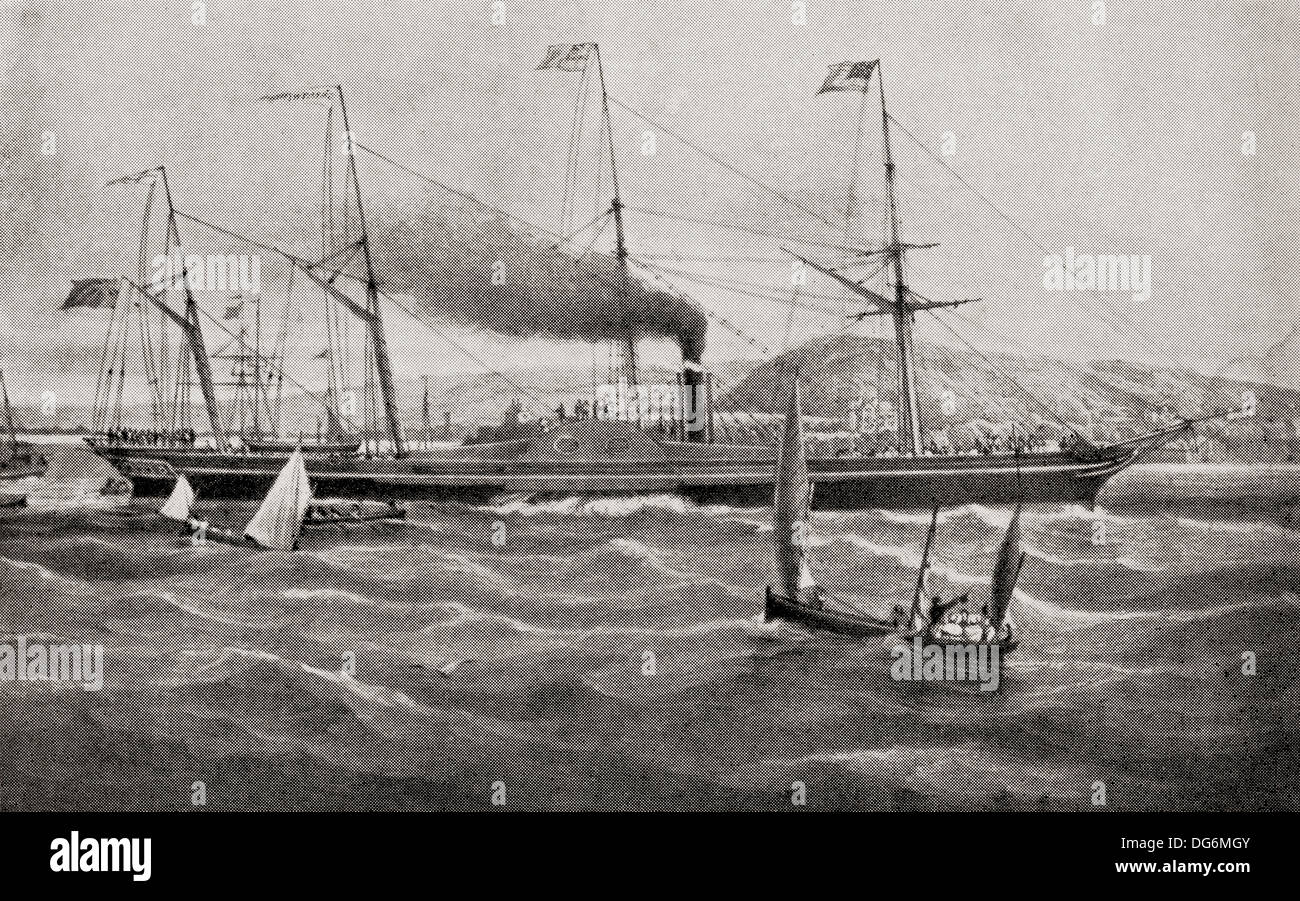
[369,206,708,363]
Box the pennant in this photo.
[538,43,595,72]
[258,89,335,103]
[61,278,121,310]
[817,60,879,95]
[313,348,331,360]
[105,169,158,187]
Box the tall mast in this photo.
[593,45,639,388]
[335,85,405,456]
[159,166,224,446]
[252,294,263,438]
[421,375,432,444]
[877,65,923,457]
[594,46,627,267]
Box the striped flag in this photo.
[538,43,595,71]
[817,60,879,95]
[61,278,121,309]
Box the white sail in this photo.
[159,475,196,521]
[774,373,814,602]
[243,448,311,550]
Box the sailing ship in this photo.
[893,503,1023,655]
[0,370,46,481]
[765,371,1024,652]
[765,372,898,636]
[71,62,1213,509]
[183,447,311,550]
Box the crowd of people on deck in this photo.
[103,427,196,447]
[826,431,1059,458]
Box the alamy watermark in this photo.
[891,636,1001,692]
[151,253,261,295]
[1043,247,1151,303]
[0,636,104,691]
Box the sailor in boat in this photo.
[895,500,1025,651]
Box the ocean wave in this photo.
[174,645,437,717]
[480,493,693,518]
[818,533,987,588]
[0,554,87,589]
[764,742,1087,802]
[1011,589,1162,628]
[1021,542,1167,574]
[1173,515,1274,534]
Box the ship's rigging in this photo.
[68,50,1238,458]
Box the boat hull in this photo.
[764,587,897,638]
[896,629,1020,656]
[302,506,407,527]
[89,421,1133,510]
[0,453,47,481]
[100,449,1124,509]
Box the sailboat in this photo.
[0,370,46,482]
[896,504,1024,655]
[187,447,311,550]
[158,474,196,521]
[302,498,407,527]
[764,371,898,637]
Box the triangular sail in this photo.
[0,370,15,460]
[908,504,941,630]
[159,475,196,521]
[243,447,311,550]
[774,372,815,603]
[988,503,1023,627]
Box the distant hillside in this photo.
[9,331,1298,464]
[8,361,754,439]
[721,333,1300,465]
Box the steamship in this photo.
[76,63,1208,510]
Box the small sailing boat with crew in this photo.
[895,504,1023,655]
[765,370,1024,653]
[764,372,897,637]
[183,447,312,550]
[302,498,407,527]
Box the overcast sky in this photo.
[1,0,1296,408]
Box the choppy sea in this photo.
[1,443,1297,810]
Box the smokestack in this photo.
[681,359,710,443]
[620,336,639,388]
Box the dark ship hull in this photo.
[0,449,47,481]
[764,587,897,637]
[90,418,1138,510]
